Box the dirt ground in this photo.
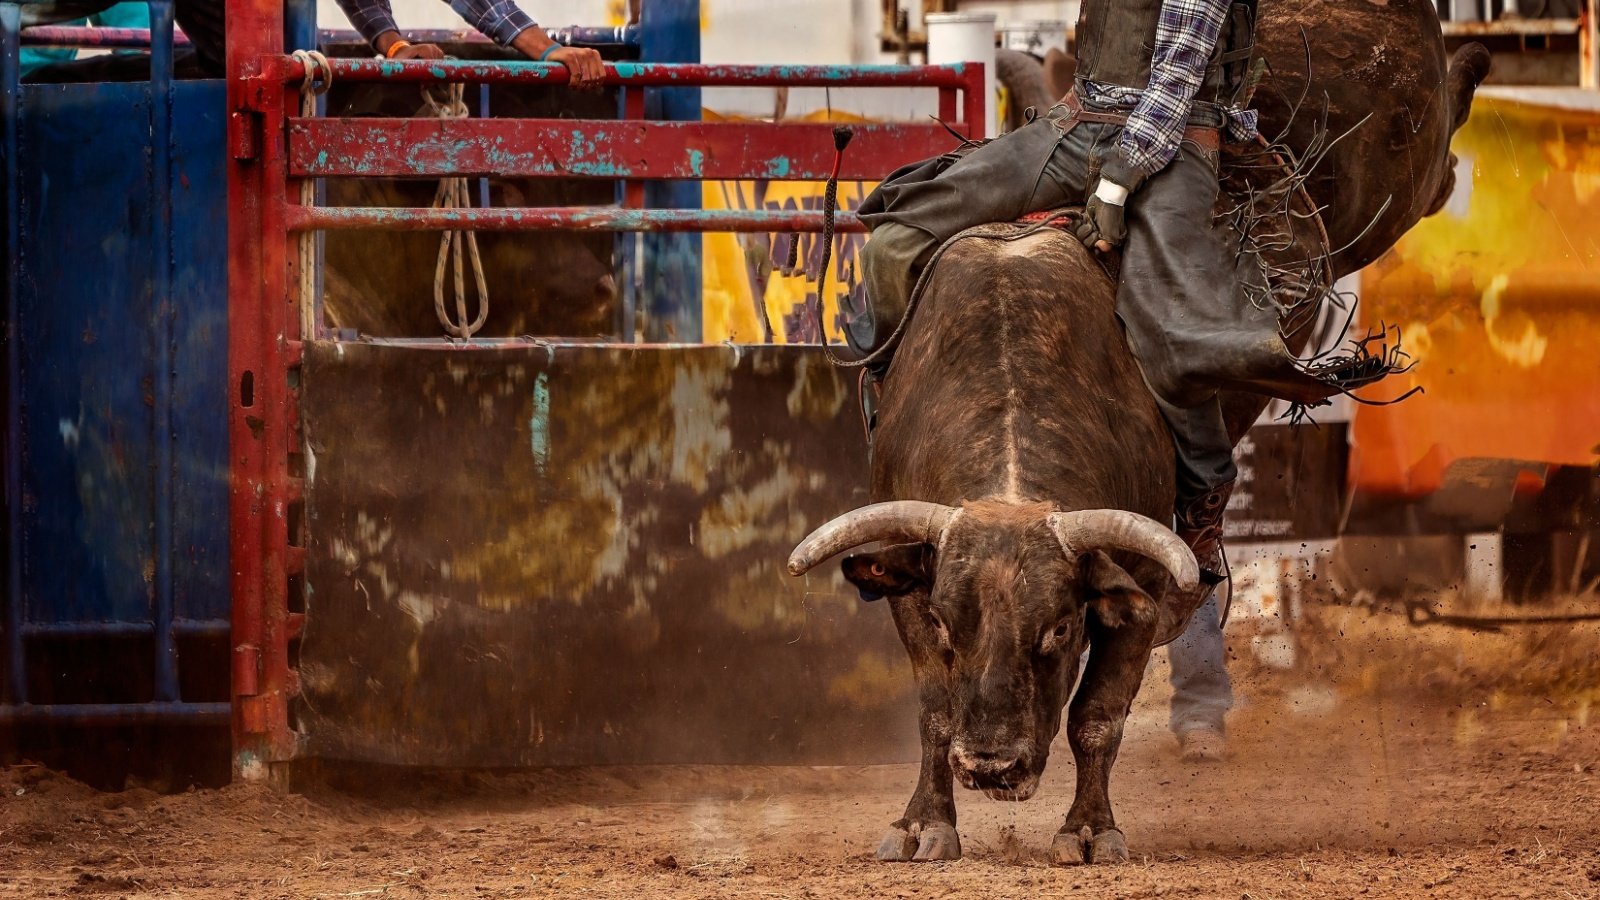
[4,607,1600,899]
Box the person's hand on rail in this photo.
[334,0,604,88]
[512,28,605,88]
[373,31,446,60]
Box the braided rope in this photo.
[420,83,490,340]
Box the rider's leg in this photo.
[855,223,940,358]
[853,114,1109,357]
[1114,141,1244,590]
[1168,589,1233,761]
[1155,393,1235,601]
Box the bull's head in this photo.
[788,500,1197,801]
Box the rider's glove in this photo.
[1074,156,1148,252]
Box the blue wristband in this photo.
[538,43,559,61]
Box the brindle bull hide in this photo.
[788,2,1485,867]
[1252,0,1489,277]
[789,223,1198,865]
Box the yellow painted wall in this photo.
[1356,91,1600,496]
[701,110,877,344]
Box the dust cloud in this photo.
[4,600,1599,898]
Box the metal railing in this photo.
[272,59,982,236]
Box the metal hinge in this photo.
[230,110,262,161]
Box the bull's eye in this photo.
[869,562,886,577]
[1041,616,1075,654]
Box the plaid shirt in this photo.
[334,0,538,47]
[1083,0,1259,177]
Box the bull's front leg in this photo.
[1052,616,1156,866]
[877,677,961,861]
[878,599,961,862]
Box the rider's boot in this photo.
[1174,480,1234,609]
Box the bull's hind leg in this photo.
[1052,619,1156,865]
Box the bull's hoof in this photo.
[1090,828,1129,863]
[1051,826,1127,865]
[876,821,961,862]
[1050,826,1092,865]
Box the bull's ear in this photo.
[1080,550,1156,627]
[841,543,934,601]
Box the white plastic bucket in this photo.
[926,12,998,138]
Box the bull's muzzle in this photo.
[949,741,1038,801]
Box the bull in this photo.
[787,0,1488,866]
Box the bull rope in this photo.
[291,50,333,341]
[419,82,491,340]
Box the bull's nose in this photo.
[949,744,1027,782]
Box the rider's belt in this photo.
[1049,91,1221,153]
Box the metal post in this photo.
[616,85,646,341]
[227,0,297,780]
[961,64,985,140]
[637,0,701,343]
[284,0,316,52]
[1,1,25,706]
[148,0,180,702]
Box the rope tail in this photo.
[811,126,854,345]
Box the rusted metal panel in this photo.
[1224,425,1349,542]
[290,205,867,233]
[298,342,915,767]
[283,58,982,91]
[287,118,958,180]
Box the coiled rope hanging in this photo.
[291,50,332,339]
[419,83,490,340]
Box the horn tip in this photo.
[1175,558,1201,594]
[786,556,809,577]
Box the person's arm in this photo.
[329,0,433,57]
[447,0,605,85]
[1075,0,1231,252]
[331,0,398,50]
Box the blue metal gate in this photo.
[1,4,230,726]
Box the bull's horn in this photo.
[1047,509,1200,593]
[787,501,959,576]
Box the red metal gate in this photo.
[224,0,983,776]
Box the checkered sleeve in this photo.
[1116,0,1233,178]
[331,0,400,46]
[448,0,538,46]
